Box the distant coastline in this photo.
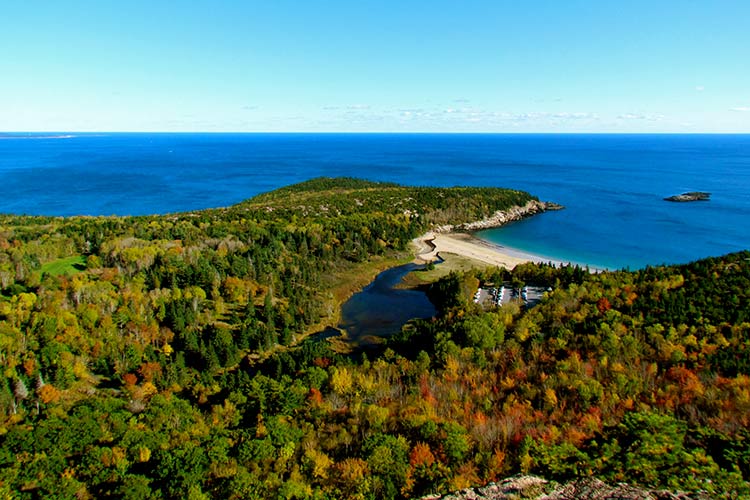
[0,133,75,140]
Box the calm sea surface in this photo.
[1,133,748,270]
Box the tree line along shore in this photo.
[0,177,748,498]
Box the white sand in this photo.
[414,231,574,270]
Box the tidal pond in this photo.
[338,263,436,344]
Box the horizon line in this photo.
[2,130,750,135]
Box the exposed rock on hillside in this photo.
[420,475,712,500]
[432,200,563,233]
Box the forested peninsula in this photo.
[1,178,748,498]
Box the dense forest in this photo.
[0,178,748,498]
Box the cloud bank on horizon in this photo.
[1,0,748,133]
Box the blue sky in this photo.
[2,1,749,132]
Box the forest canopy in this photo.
[0,177,748,498]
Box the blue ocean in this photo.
[1,133,748,270]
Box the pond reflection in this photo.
[339,263,436,344]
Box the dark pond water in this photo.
[338,263,436,344]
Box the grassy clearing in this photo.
[400,252,492,288]
[41,256,86,277]
[300,251,413,336]
[329,253,413,301]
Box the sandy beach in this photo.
[414,231,575,270]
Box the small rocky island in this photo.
[664,191,711,202]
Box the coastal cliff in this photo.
[431,200,563,233]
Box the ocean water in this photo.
[1,132,748,270]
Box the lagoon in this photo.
[338,263,435,343]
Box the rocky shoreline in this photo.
[411,200,574,270]
[664,192,711,202]
[431,200,564,234]
[420,475,712,500]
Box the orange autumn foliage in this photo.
[38,384,61,404]
[308,387,324,405]
[122,373,138,387]
[409,442,436,467]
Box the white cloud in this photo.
[552,112,598,120]
[730,106,750,112]
[313,104,602,131]
[617,113,665,121]
[492,111,598,123]
[695,85,705,91]
[322,104,371,111]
